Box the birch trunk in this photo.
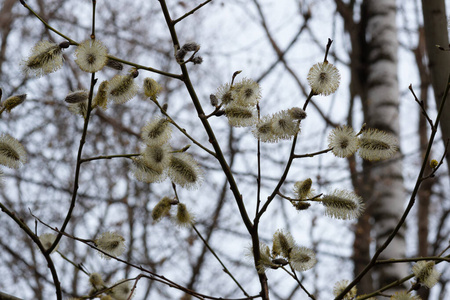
[361,0,408,289]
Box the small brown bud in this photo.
[106,59,123,70]
[272,258,288,266]
[181,42,200,52]
[176,49,187,62]
[192,56,203,65]
[130,69,139,78]
[59,41,71,49]
[65,90,88,104]
[210,94,218,107]
[295,202,311,211]
[215,110,225,117]
[288,107,307,120]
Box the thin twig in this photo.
[191,224,250,297]
[172,0,213,24]
[80,153,140,164]
[20,0,77,44]
[409,84,434,128]
[152,100,217,157]
[281,265,316,299]
[293,148,333,158]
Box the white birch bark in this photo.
[364,0,408,288]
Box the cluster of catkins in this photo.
[212,76,307,143]
[72,272,133,300]
[21,39,204,190]
[254,229,316,274]
[332,259,441,299]
[131,115,203,189]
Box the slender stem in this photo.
[152,100,217,157]
[256,131,299,220]
[293,148,333,158]
[191,224,250,297]
[107,55,182,79]
[376,255,450,264]
[91,1,96,39]
[282,265,316,299]
[355,274,415,300]
[255,103,262,214]
[20,0,77,44]
[56,250,89,275]
[80,153,140,164]
[409,84,434,128]
[172,0,213,24]
[323,38,333,62]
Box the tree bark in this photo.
[421,0,450,175]
[361,0,408,290]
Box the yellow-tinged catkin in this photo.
[110,279,134,300]
[143,77,163,100]
[358,128,398,161]
[141,117,172,145]
[74,39,108,73]
[224,105,257,127]
[255,242,277,273]
[307,61,340,96]
[293,178,313,200]
[232,78,261,107]
[2,94,26,112]
[289,246,316,272]
[108,73,139,104]
[22,41,67,77]
[412,260,441,288]
[168,152,203,190]
[65,90,88,104]
[321,189,364,220]
[67,100,89,119]
[333,280,357,300]
[430,159,439,169]
[89,272,104,289]
[390,291,421,300]
[328,125,359,158]
[288,107,307,120]
[270,110,299,140]
[253,110,299,143]
[175,203,194,227]
[152,197,172,221]
[142,144,172,173]
[95,232,126,259]
[272,229,294,258]
[93,81,109,110]
[131,156,166,183]
[0,134,27,169]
